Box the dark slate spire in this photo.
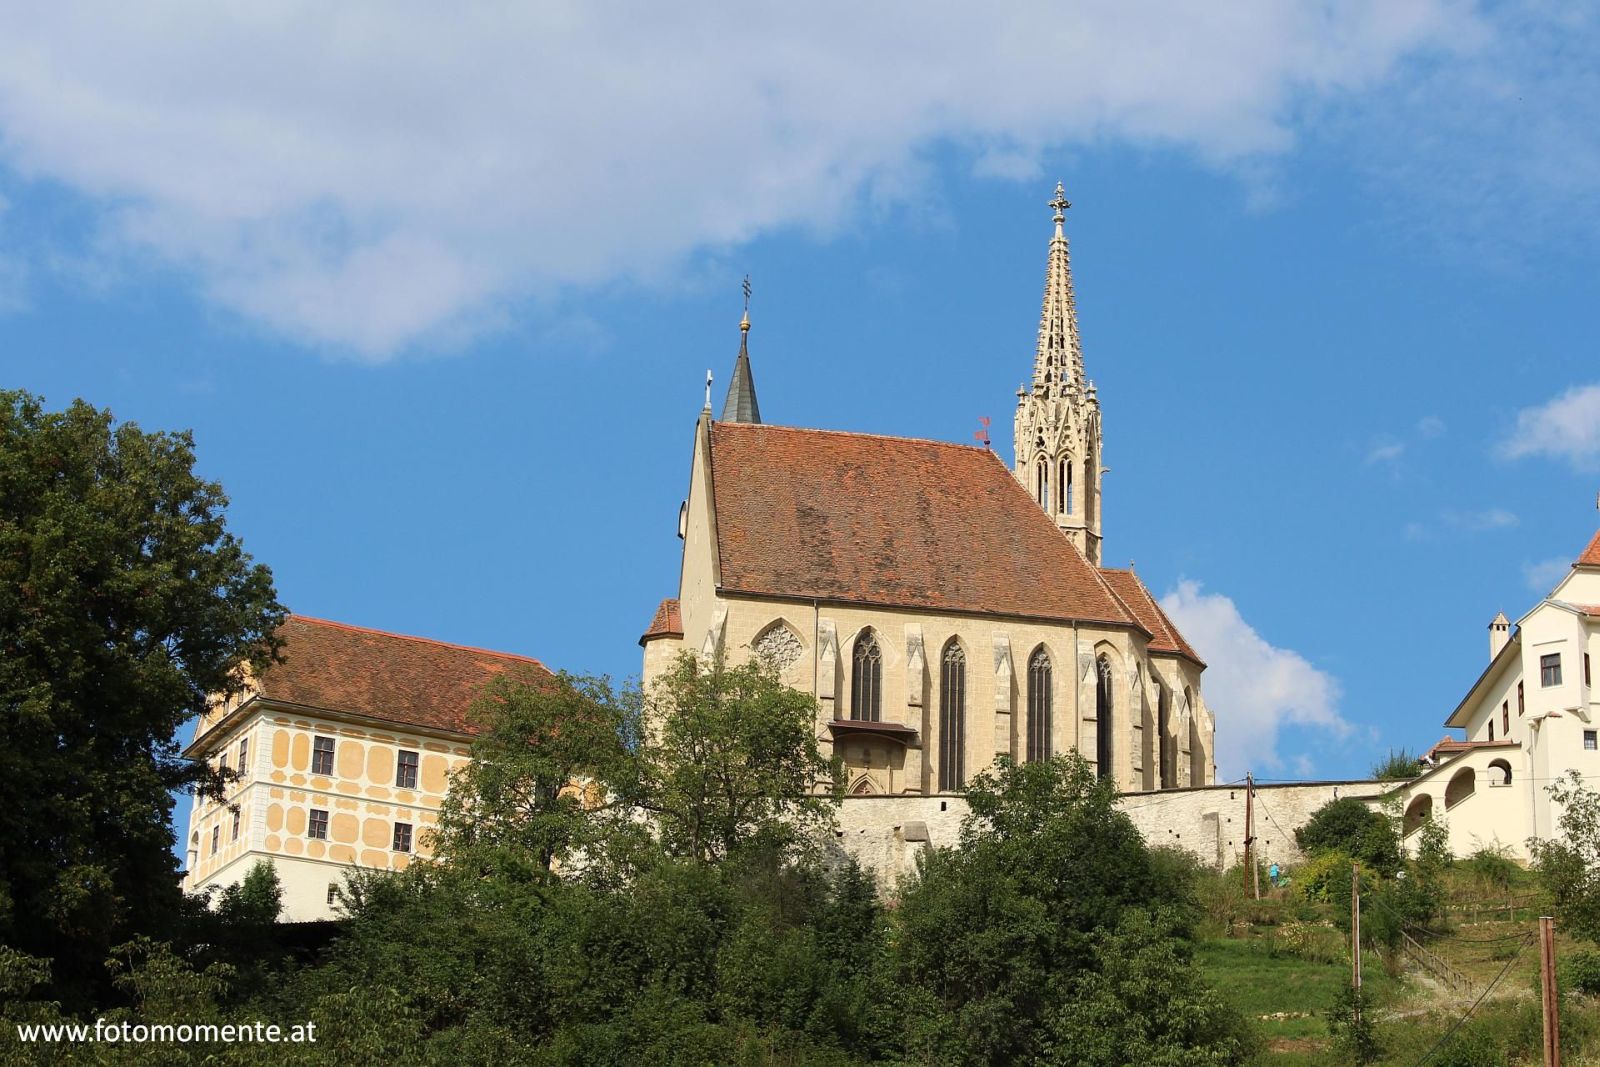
[720,279,761,423]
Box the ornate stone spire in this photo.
[1034,181,1086,395]
[1013,182,1102,564]
[720,276,762,424]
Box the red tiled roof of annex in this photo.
[640,598,684,645]
[1579,529,1600,568]
[253,615,550,735]
[706,422,1137,629]
[1100,568,1205,665]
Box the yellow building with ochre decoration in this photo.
[181,615,550,920]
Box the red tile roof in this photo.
[1579,529,1600,567]
[640,598,684,645]
[707,423,1136,627]
[1100,568,1205,665]
[251,615,550,735]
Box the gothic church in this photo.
[641,185,1215,795]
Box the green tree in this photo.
[429,670,638,882]
[1296,797,1401,877]
[0,391,283,1008]
[1531,770,1600,942]
[1370,747,1424,780]
[893,755,1245,1065]
[638,653,840,863]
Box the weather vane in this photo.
[973,415,991,449]
[704,369,713,410]
[742,274,752,315]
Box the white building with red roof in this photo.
[183,615,549,919]
[1387,529,1600,860]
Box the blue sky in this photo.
[3,5,1599,835]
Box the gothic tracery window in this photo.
[939,640,967,790]
[1027,646,1052,762]
[753,623,803,673]
[851,629,882,722]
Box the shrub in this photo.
[1462,845,1518,895]
[1295,851,1354,904]
[1296,798,1401,876]
[1371,748,1424,780]
[1563,949,1600,997]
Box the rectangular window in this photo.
[326,884,338,907]
[1488,720,1494,742]
[1588,653,1593,688]
[1502,701,1509,735]
[312,735,335,775]
[1518,681,1525,715]
[231,808,241,841]
[1542,653,1563,688]
[210,825,220,855]
[308,808,329,839]
[238,737,249,774]
[1586,730,1597,752]
[393,822,413,853]
[396,750,419,790]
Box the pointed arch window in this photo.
[1095,656,1114,781]
[1158,685,1172,789]
[1059,459,1073,514]
[940,640,967,790]
[851,630,882,722]
[1035,458,1049,512]
[1027,646,1052,762]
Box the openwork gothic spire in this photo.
[1013,182,1102,565]
[1034,181,1086,394]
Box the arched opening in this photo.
[1487,758,1513,787]
[1096,655,1114,781]
[1445,767,1476,809]
[851,776,876,795]
[940,639,967,790]
[1403,793,1434,836]
[1035,458,1050,512]
[752,621,804,675]
[850,629,881,722]
[1157,684,1172,789]
[1062,459,1073,514]
[1027,646,1052,762]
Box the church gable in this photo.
[706,422,1135,627]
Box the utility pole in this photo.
[1351,864,1362,1001]
[1245,772,1259,899]
[1542,915,1561,1067]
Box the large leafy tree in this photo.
[429,670,639,883]
[893,755,1249,1065]
[638,653,841,864]
[0,391,283,1006]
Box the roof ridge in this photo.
[713,421,989,452]
[287,614,547,669]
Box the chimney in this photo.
[1488,611,1511,661]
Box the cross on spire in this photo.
[1049,181,1071,223]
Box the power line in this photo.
[1411,932,1533,1066]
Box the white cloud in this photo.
[1442,508,1519,532]
[1524,556,1572,593]
[1366,438,1405,465]
[1417,415,1446,439]
[1501,384,1600,468]
[1160,580,1349,778]
[0,3,1468,356]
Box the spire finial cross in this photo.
[740,274,752,331]
[1049,181,1071,223]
